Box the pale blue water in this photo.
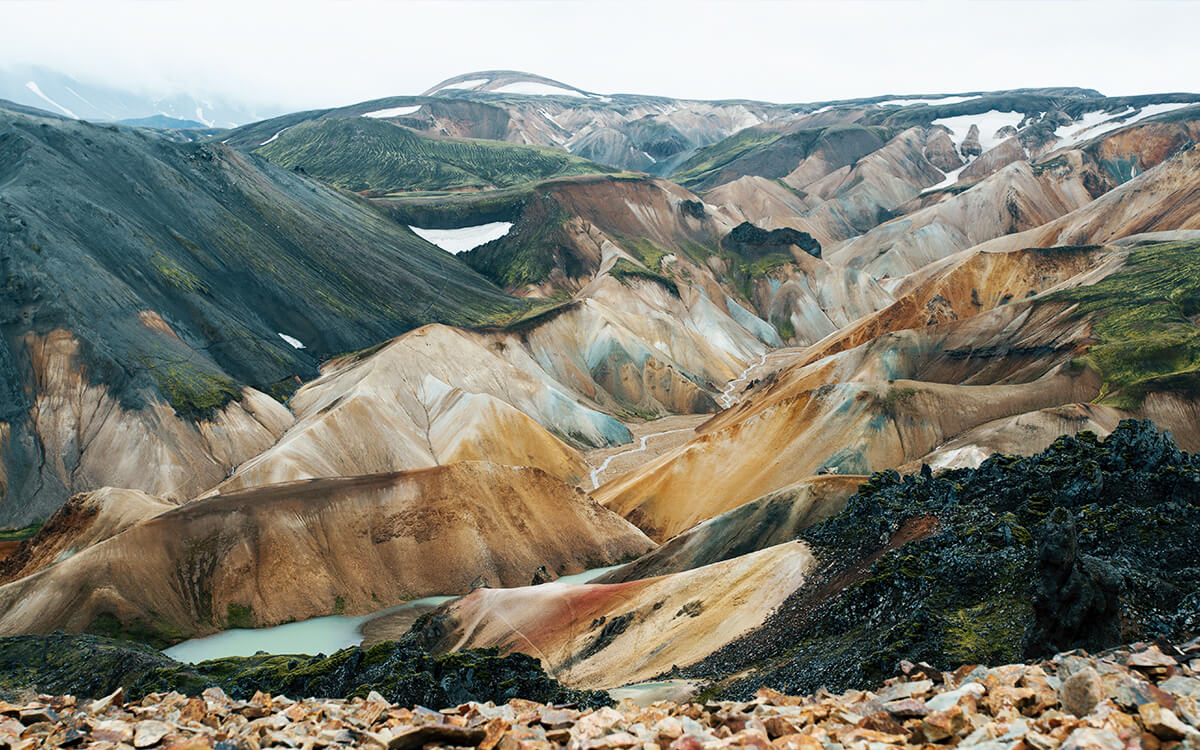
[164,565,625,663]
[163,596,453,663]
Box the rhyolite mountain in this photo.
[1,71,1200,705]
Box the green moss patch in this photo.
[257,118,611,194]
[608,259,680,297]
[1049,240,1200,407]
[137,354,242,420]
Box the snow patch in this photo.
[24,81,79,118]
[260,126,291,146]
[641,150,657,164]
[439,78,489,91]
[880,95,975,107]
[932,111,1025,153]
[1053,103,1195,149]
[363,105,421,118]
[409,222,514,254]
[921,164,969,194]
[492,81,587,98]
[63,85,110,118]
[194,107,214,127]
[278,333,305,349]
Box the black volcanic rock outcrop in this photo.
[723,221,822,259]
[689,420,1200,697]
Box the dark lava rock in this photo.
[1028,508,1122,655]
[723,221,821,259]
[687,420,1200,698]
[679,199,706,220]
[0,632,609,709]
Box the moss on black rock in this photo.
[0,632,609,709]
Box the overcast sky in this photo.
[1,0,1197,110]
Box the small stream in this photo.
[589,428,694,489]
[717,351,769,408]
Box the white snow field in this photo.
[25,81,79,118]
[933,111,1026,153]
[409,222,514,254]
[278,333,305,349]
[1053,103,1196,150]
[260,126,291,146]
[363,105,422,118]
[439,78,489,91]
[492,81,588,98]
[880,95,976,107]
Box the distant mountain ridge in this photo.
[0,65,277,128]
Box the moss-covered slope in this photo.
[256,117,611,194]
[670,124,889,190]
[1050,240,1200,408]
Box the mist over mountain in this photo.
[0,65,278,128]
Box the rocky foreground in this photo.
[2,640,1198,750]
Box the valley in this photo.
[0,63,1199,742]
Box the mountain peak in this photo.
[422,69,599,98]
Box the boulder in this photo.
[1060,667,1104,717]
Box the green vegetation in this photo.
[1049,240,1200,407]
[671,124,889,190]
[85,613,187,651]
[775,316,796,342]
[671,127,784,188]
[0,523,41,540]
[608,259,680,297]
[225,603,254,629]
[136,354,242,420]
[377,184,533,226]
[462,200,575,289]
[150,251,207,293]
[256,118,611,194]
